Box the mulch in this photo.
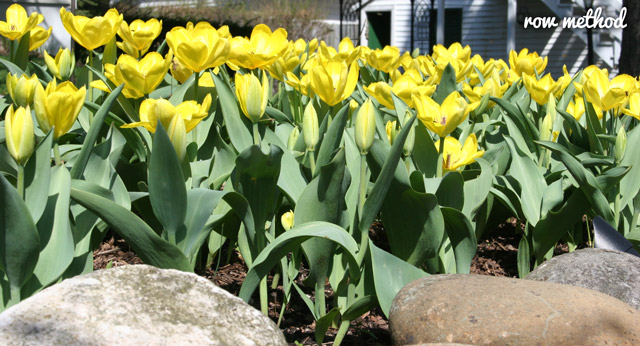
[92,219,575,345]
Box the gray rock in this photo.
[526,248,640,310]
[389,274,640,346]
[0,264,286,346]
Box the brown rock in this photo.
[389,274,640,345]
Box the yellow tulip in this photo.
[522,73,562,105]
[167,51,193,84]
[399,51,415,71]
[364,82,395,110]
[293,38,318,56]
[508,48,548,77]
[386,120,397,145]
[4,105,34,165]
[90,63,141,99]
[366,46,401,73]
[44,48,74,80]
[427,56,473,83]
[228,24,289,70]
[166,21,229,73]
[412,91,470,138]
[317,37,360,65]
[60,7,122,51]
[0,3,42,41]
[432,42,471,63]
[567,96,586,121]
[584,68,626,112]
[309,59,359,106]
[122,95,211,134]
[366,69,427,109]
[281,210,294,231]
[285,71,311,96]
[117,18,162,55]
[462,79,508,108]
[265,43,300,81]
[355,99,376,154]
[33,80,86,139]
[7,73,39,108]
[435,133,484,171]
[572,65,606,95]
[622,93,640,120]
[28,26,51,51]
[114,53,170,96]
[235,72,269,123]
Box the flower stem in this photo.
[253,122,260,146]
[260,276,268,315]
[53,143,62,166]
[17,164,24,199]
[88,51,94,123]
[333,319,351,346]
[308,149,316,176]
[437,136,445,177]
[194,70,201,102]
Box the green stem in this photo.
[315,278,326,318]
[587,217,593,247]
[9,39,15,62]
[8,286,20,308]
[260,276,268,315]
[53,143,62,166]
[333,319,351,346]
[270,272,280,290]
[404,156,411,174]
[308,149,316,176]
[437,136,445,177]
[357,154,367,220]
[194,70,201,102]
[17,164,24,199]
[253,122,260,146]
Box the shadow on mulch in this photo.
[93,219,583,345]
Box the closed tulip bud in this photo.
[302,103,319,151]
[33,80,86,139]
[355,99,376,154]
[5,105,34,165]
[44,48,74,80]
[235,72,269,124]
[166,114,187,162]
[7,73,39,108]
[615,127,627,164]
[281,210,294,231]
[348,99,359,120]
[287,127,300,151]
[386,120,397,145]
[403,114,415,157]
[539,113,553,142]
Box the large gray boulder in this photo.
[0,264,286,346]
[389,274,640,345]
[526,248,640,310]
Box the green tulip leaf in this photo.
[517,232,531,278]
[433,63,457,104]
[182,189,225,265]
[505,136,546,226]
[412,123,438,178]
[23,131,53,223]
[315,103,349,175]
[620,126,640,208]
[212,72,253,152]
[369,239,428,318]
[263,129,306,203]
[0,173,39,295]
[462,158,493,218]
[441,207,477,274]
[436,171,464,210]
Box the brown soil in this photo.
[92,219,569,345]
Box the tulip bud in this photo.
[615,127,627,164]
[287,127,300,151]
[166,115,187,162]
[302,103,319,151]
[44,48,74,80]
[539,113,553,142]
[281,210,294,231]
[546,95,557,123]
[5,105,35,165]
[348,99,359,122]
[355,99,376,154]
[403,115,416,157]
[386,120,397,145]
[7,73,39,108]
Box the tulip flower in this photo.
[265,44,300,81]
[60,8,122,51]
[567,96,586,121]
[355,99,376,155]
[365,70,429,110]
[366,46,401,73]
[166,21,229,73]
[317,37,360,65]
[583,68,626,112]
[115,53,169,96]
[302,103,319,151]
[0,4,42,41]
[412,91,471,138]
[622,93,640,120]
[435,134,484,171]
[28,26,51,51]
[228,24,289,70]
[293,38,318,56]
[432,42,471,63]
[522,73,562,105]
[285,71,311,96]
[33,80,86,139]
[386,120,397,145]
[4,105,34,165]
[281,210,294,231]
[117,18,162,56]
[235,72,269,124]
[309,59,359,106]
[508,48,548,77]
[462,79,508,108]
[44,48,74,80]
[7,73,40,108]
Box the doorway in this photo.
[367,11,391,49]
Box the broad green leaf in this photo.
[412,123,438,178]
[0,174,39,293]
[149,123,187,238]
[620,126,640,208]
[505,136,546,226]
[433,63,457,104]
[557,109,589,150]
[462,158,493,218]
[23,132,53,223]
[315,307,342,345]
[582,95,605,154]
[182,189,225,264]
[315,104,349,175]
[369,239,428,318]
[441,207,476,274]
[0,55,25,75]
[27,165,74,290]
[168,73,195,104]
[263,129,306,203]
[436,171,464,210]
[211,73,252,152]
[517,232,531,278]
[70,84,124,179]
[70,184,192,272]
[239,221,359,302]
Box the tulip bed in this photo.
[2,4,640,344]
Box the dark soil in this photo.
[92,219,572,345]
